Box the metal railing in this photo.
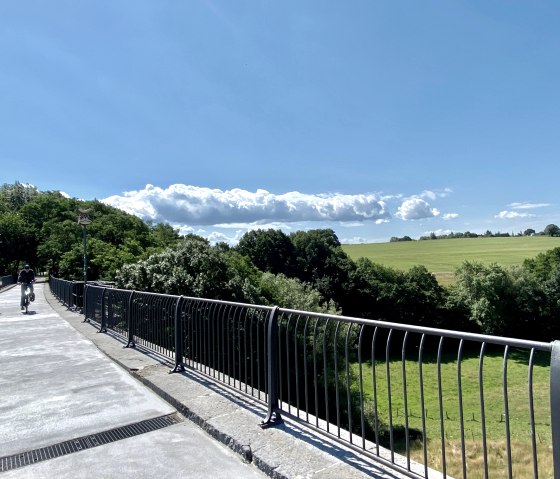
[49,277,85,310]
[0,275,15,289]
[81,282,273,405]
[274,309,559,479]
[49,277,559,479]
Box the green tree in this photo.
[289,229,355,312]
[399,265,446,327]
[542,263,560,337]
[147,222,180,250]
[543,224,560,237]
[0,212,36,275]
[116,235,234,299]
[523,247,560,282]
[347,260,448,327]
[37,219,81,276]
[58,242,86,279]
[236,229,295,275]
[506,266,553,340]
[219,248,263,304]
[346,258,402,320]
[449,262,517,335]
[86,201,151,248]
[0,182,39,212]
[259,272,339,314]
[19,192,79,273]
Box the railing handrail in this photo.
[107,285,275,312]
[278,306,553,352]
[86,283,552,352]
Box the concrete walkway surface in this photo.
[1,281,414,479]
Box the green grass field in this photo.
[340,236,557,476]
[342,236,560,285]
[352,348,552,478]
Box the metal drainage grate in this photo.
[0,413,182,473]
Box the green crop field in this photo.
[342,236,560,285]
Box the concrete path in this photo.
[0,282,265,478]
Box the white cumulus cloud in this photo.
[102,184,391,226]
[419,188,452,201]
[395,197,440,221]
[495,210,534,219]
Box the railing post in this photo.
[82,283,89,322]
[551,340,560,479]
[170,296,186,373]
[124,291,136,348]
[98,287,107,332]
[68,281,74,308]
[260,306,282,428]
[82,281,87,316]
[72,281,77,310]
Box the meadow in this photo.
[342,236,560,285]
[342,236,557,476]
[353,348,552,478]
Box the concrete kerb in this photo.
[42,285,410,479]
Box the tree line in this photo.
[389,224,560,242]
[2,182,559,341]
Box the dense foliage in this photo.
[2,182,559,341]
[0,182,180,279]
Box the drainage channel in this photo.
[0,413,183,473]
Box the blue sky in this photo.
[2,1,559,244]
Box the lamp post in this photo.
[77,209,92,285]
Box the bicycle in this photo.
[20,282,35,314]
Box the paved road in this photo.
[0,282,265,478]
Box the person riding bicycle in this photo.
[17,263,35,309]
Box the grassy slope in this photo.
[341,236,558,476]
[352,349,552,478]
[342,236,560,285]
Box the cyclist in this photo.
[17,263,36,310]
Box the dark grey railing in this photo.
[0,275,14,289]
[275,309,559,479]
[48,277,85,310]
[80,281,273,405]
[49,277,559,479]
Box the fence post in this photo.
[82,281,87,316]
[98,287,107,333]
[68,281,73,308]
[124,291,136,348]
[72,281,78,310]
[260,306,282,428]
[551,340,560,479]
[170,296,186,373]
[82,284,89,322]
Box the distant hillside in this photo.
[342,236,560,285]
